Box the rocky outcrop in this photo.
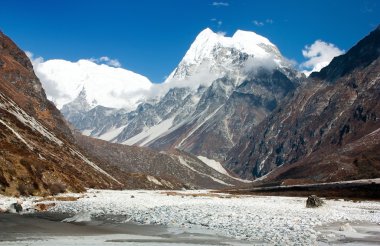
[306,195,324,208]
[225,26,380,184]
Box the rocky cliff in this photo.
[225,26,380,183]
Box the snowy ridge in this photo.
[180,28,276,66]
[166,28,282,83]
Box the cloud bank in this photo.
[27,52,151,110]
[300,40,344,76]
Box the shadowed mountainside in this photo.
[225,26,380,184]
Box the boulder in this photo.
[306,195,324,208]
[10,202,23,213]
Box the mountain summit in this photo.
[63,28,301,163]
[178,28,279,65]
[165,28,286,86]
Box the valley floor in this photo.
[1,190,380,245]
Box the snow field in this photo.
[43,190,380,245]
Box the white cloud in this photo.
[26,51,44,64]
[212,2,229,7]
[300,40,344,76]
[253,20,264,27]
[211,18,223,27]
[253,19,273,27]
[27,53,221,111]
[26,52,152,110]
[26,52,222,111]
[89,56,121,68]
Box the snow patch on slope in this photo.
[98,126,127,141]
[146,175,163,186]
[123,118,175,146]
[197,156,230,175]
[82,129,95,136]
[197,156,253,183]
[177,156,232,186]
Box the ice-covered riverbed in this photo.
[1,189,380,245]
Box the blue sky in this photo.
[0,0,379,82]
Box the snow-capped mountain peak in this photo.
[231,29,279,57]
[181,28,278,65]
[59,27,302,165]
[232,29,273,46]
[181,28,225,64]
[165,28,284,84]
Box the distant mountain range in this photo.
[1,26,378,196]
[0,31,247,196]
[61,26,379,185]
[61,28,303,163]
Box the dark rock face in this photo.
[226,27,380,183]
[306,195,324,208]
[310,26,380,82]
[148,68,301,161]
